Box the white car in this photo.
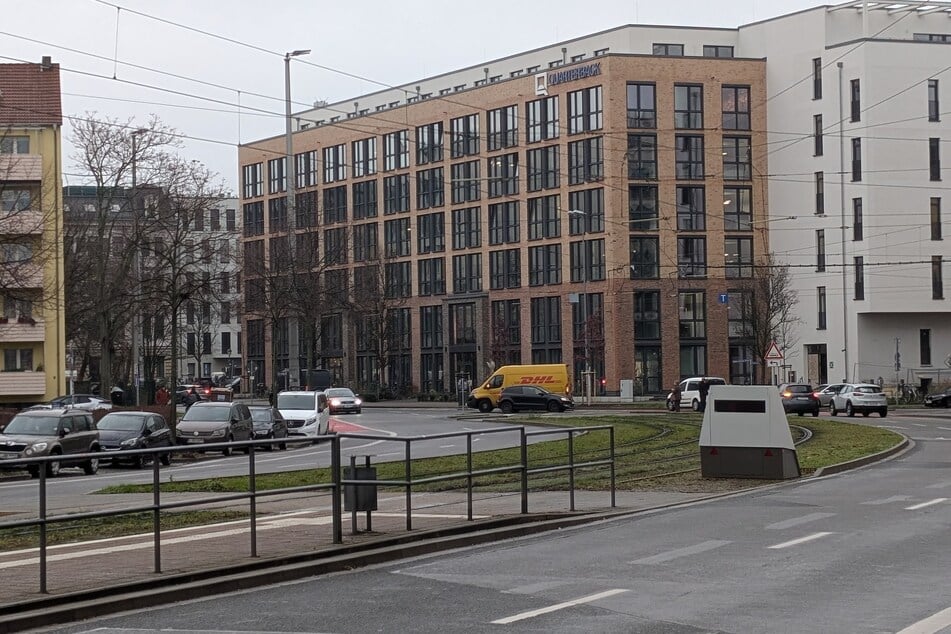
[276,390,331,439]
[27,394,112,412]
[666,377,727,411]
[830,383,888,418]
[815,383,848,407]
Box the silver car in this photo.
[815,383,848,407]
[830,383,888,418]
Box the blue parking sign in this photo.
[718,293,729,304]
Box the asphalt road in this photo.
[45,410,951,634]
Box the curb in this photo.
[812,435,911,477]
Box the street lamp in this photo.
[130,127,147,406]
[284,48,310,391]
[567,209,592,406]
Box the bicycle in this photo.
[897,385,922,405]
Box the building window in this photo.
[722,85,750,130]
[679,291,706,338]
[384,261,412,298]
[816,229,826,272]
[242,163,263,198]
[530,296,562,363]
[934,255,945,299]
[383,130,409,171]
[568,86,603,134]
[323,186,347,224]
[813,57,822,99]
[417,258,446,296]
[569,238,605,283]
[487,105,518,151]
[0,189,32,212]
[814,114,823,156]
[417,167,445,209]
[850,78,861,122]
[353,223,378,262]
[527,146,560,191]
[678,237,707,278]
[675,135,704,179]
[630,185,659,231]
[527,96,559,143]
[488,202,519,245]
[703,45,734,58]
[353,181,377,220]
[491,299,521,363]
[450,114,480,158]
[815,172,824,214]
[295,150,318,189]
[268,197,287,231]
[853,198,863,241]
[451,160,481,204]
[0,136,29,154]
[914,33,951,42]
[930,137,942,181]
[384,174,410,214]
[267,157,286,194]
[489,248,521,289]
[528,195,560,240]
[323,144,346,183]
[452,207,481,249]
[929,79,940,122]
[852,137,862,181]
[817,286,827,330]
[627,83,656,129]
[384,218,411,257]
[653,43,684,56]
[854,256,865,300]
[677,186,706,231]
[630,236,659,279]
[725,236,753,278]
[723,137,751,180]
[488,153,519,198]
[921,328,932,365]
[568,188,605,235]
[417,212,445,254]
[452,253,482,293]
[568,137,604,184]
[528,244,561,286]
[674,85,703,129]
[352,138,377,178]
[242,202,264,236]
[324,227,348,265]
[932,197,943,240]
[634,291,661,340]
[723,186,752,231]
[416,121,444,165]
[627,134,657,180]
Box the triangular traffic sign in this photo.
[764,341,784,361]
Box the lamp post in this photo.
[130,127,147,406]
[567,209,591,405]
[284,48,310,392]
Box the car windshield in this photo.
[181,405,231,422]
[325,388,354,398]
[96,414,145,431]
[249,408,273,422]
[855,386,882,394]
[277,394,315,409]
[4,415,60,435]
[786,385,812,393]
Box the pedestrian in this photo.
[698,378,710,413]
[184,387,199,410]
[155,386,170,406]
[670,383,682,412]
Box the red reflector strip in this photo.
[709,447,718,455]
[764,449,774,457]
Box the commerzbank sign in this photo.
[534,62,602,96]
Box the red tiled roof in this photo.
[0,61,62,126]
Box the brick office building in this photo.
[239,38,769,396]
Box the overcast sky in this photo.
[6,0,825,193]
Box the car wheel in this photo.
[846,402,855,417]
[160,452,172,466]
[478,399,494,413]
[666,399,675,412]
[812,409,820,417]
[355,408,361,414]
[222,436,233,456]
[134,455,145,469]
[28,466,39,479]
[83,450,99,475]
[46,453,61,477]
[500,401,514,414]
[830,403,838,416]
[279,441,287,451]
[691,399,700,412]
[265,433,274,451]
[547,401,561,413]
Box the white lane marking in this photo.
[910,438,951,441]
[862,495,911,505]
[938,427,951,431]
[880,425,908,430]
[895,605,951,634]
[927,481,951,490]
[439,444,455,449]
[765,512,835,530]
[767,532,833,549]
[905,498,948,510]
[629,540,730,564]
[491,588,628,625]
[913,423,929,427]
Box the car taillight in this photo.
[782,391,791,398]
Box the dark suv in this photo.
[498,386,574,413]
[778,383,820,417]
[0,409,101,477]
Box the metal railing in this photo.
[0,424,615,594]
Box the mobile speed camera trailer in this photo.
[698,385,800,479]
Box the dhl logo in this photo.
[518,375,557,385]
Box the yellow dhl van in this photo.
[466,364,571,413]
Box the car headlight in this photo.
[209,428,226,437]
[25,442,48,455]
[330,399,341,407]
[305,416,317,426]
[120,438,141,448]
[354,398,362,405]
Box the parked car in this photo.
[924,387,951,408]
[324,388,362,414]
[248,406,288,451]
[176,402,254,455]
[666,377,727,411]
[830,383,888,417]
[96,411,173,468]
[0,409,100,477]
[778,383,820,417]
[276,391,331,440]
[498,385,574,413]
[815,383,848,407]
[27,394,111,412]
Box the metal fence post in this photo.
[249,444,257,557]
[520,427,528,514]
[404,439,413,531]
[38,463,47,594]
[610,426,616,508]
[331,435,342,544]
[466,433,473,521]
[152,455,162,573]
[568,430,575,512]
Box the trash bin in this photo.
[344,464,378,512]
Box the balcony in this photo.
[0,263,43,289]
[0,154,43,181]
[0,371,46,396]
[0,318,46,343]
[0,210,45,235]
